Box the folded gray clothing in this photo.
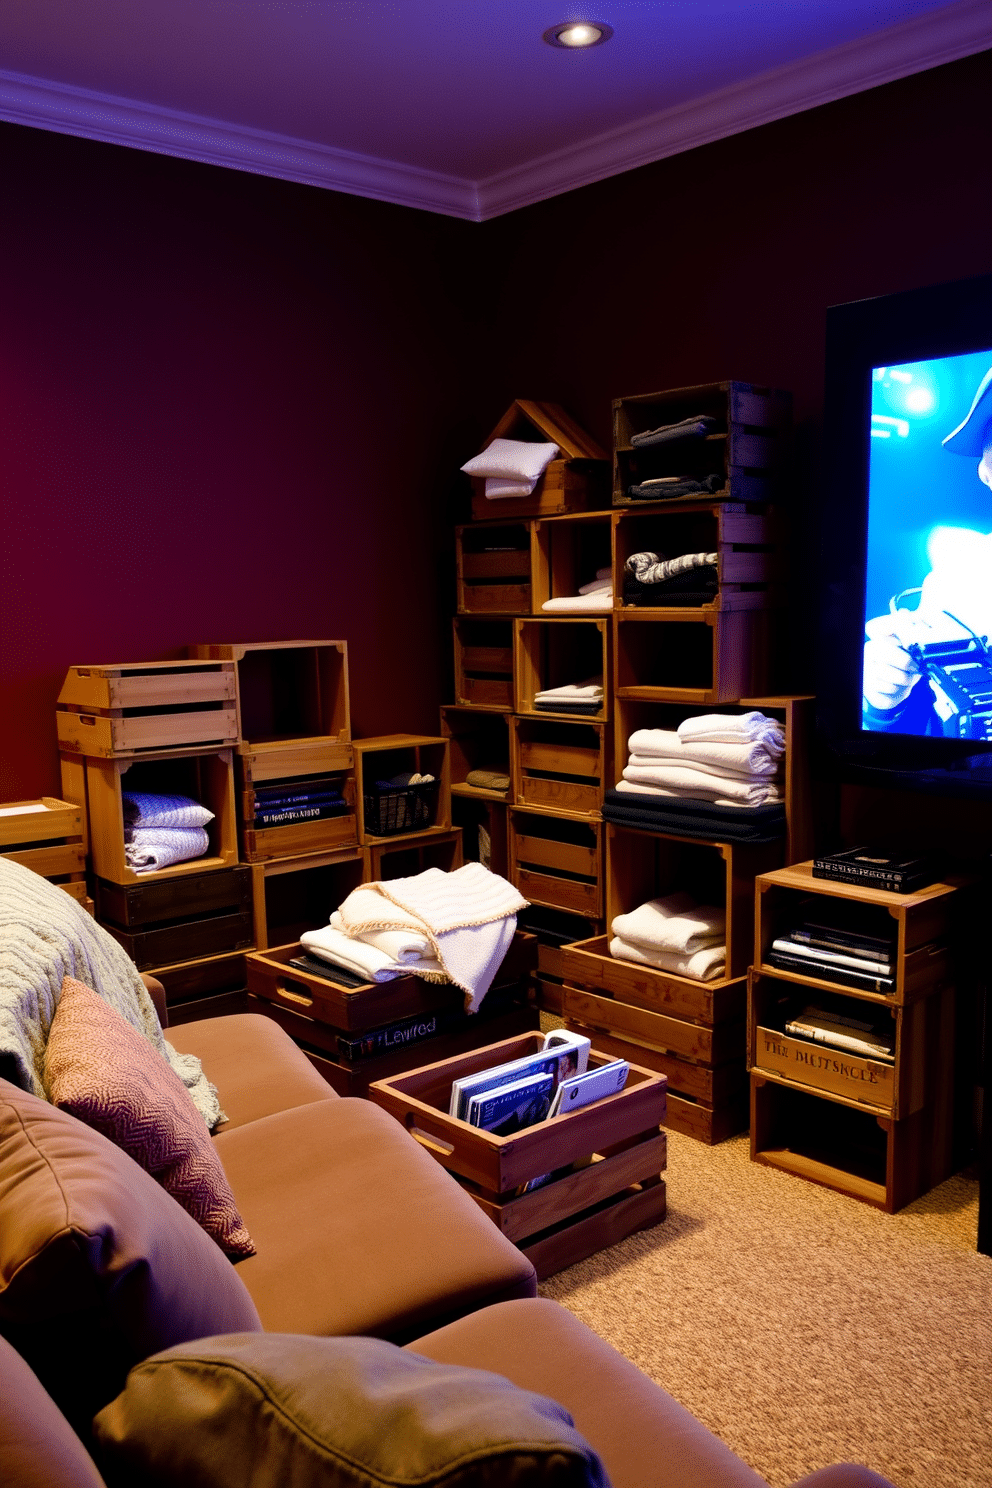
[625,550,719,585]
[622,571,718,607]
[625,473,725,500]
[630,415,718,448]
[121,792,214,830]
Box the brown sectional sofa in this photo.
[1,994,897,1488]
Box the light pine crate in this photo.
[190,640,351,749]
[0,797,86,879]
[456,521,538,615]
[532,510,613,609]
[248,849,364,952]
[440,707,512,801]
[514,617,610,722]
[353,735,451,846]
[511,716,608,818]
[57,660,238,757]
[453,618,516,711]
[509,807,603,919]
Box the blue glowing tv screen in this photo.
[861,347,992,740]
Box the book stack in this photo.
[812,845,937,895]
[768,901,896,994]
[251,776,349,828]
[783,1003,895,1062]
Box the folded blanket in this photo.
[630,415,717,448]
[0,856,222,1127]
[329,908,432,964]
[124,826,211,873]
[610,935,726,981]
[612,893,725,955]
[627,729,782,777]
[620,762,782,806]
[677,711,785,754]
[122,792,214,830]
[601,791,786,844]
[336,863,527,1012]
[541,590,613,613]
[534,700,603,713]
[624,474,725,501]
[462,439,560,499]
[534,678,604,701]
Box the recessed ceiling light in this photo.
[543,21,613,49]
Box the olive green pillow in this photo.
[93,1332,610,1488]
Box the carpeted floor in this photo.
[540,1130,991,1488]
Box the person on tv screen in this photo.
[862,365,992,738]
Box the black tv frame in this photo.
[817,271,992,796]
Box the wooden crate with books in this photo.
[369,1031,667,1279]
[239,768,358,863]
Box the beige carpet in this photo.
[540,1130,991,1488]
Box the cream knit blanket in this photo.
[337,863,527,1012]
[0,857,222,1127]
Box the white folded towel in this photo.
[611,893,725,955]
[301,925,446,984]
[677,711,785,755]
[579,568,613,594]
[615,779,783,809]
[621,761,782,806]
[329,908,431,963]
[609,936,726,981]
[627,728,781,777]
[534,676,604,701]
[541,590,613,613]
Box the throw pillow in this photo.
[461,438,560,483]
[93,1332,610,1488]
[121,791,215,830]
[0,1079,262,1435]
[43,977,254,1259]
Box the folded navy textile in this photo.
[625,473,725,501]
[630,415,718,448]
[533,700,603,714]
[622,568,718,607]
[602,788,786,843]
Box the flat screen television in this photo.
[818,272,992,794]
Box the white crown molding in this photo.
[476,0,992,219]
[0,70,479,220]
[0,0,987,223]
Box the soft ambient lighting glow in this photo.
[543,21,613,49]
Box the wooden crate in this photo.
[466,401,609,522]
[102,908,254,972]
[95,865,254,972]
[353,735,451,845]
[532,511,613,610]
[452,796,508,878]
[512,716,608,818]
[363,828,464,884]
[77,748,238,886]
[0,797,86,879]
[58,880,95,915]
[612,382,791,507]
[240,782,359,864]
[152,950,250,1012]
[509,807,603,919]
[190,640,351,749]
[249,850,364,952]
[456,522,537,614]
[514,617,610,722]
[754,861,959,1007]
[613,609,770,705]
[749,983,955,1214]
[614,499,777,612]
[453,618,515,711]
[237,738,354,784]
[612,694,814,865]
[441,708,512,801]
[57,660,238,757]
[518,905,603,982]
[369,1031,667,1278]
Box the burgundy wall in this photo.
[0,125,485,799]
[1,51,990,800]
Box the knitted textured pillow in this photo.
[43,977,254,1258]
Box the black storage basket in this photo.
[364,779,440,836]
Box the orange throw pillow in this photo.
[44,976,255,1259]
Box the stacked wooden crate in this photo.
[0,797,90,912]
[448,387,817,1144]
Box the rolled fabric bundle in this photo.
[464,768,511,792]
[609,936,726,981]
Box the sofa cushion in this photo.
[213,1097,537,1339]
[166,1012,338,1131]
[0,1079,262,1436]
[408,1298,769,1488]
[0,1334,107,1488]
[92,1331,607,1488]
[43,977,254,1258]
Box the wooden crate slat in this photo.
[0,796,84,848]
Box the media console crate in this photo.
[246,931,538,1097]
[57,661,238,757]
[190,640,351,750]
[369,1032,668,1278]
[0,797,86,881]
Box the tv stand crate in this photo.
[369,1031,667,1278]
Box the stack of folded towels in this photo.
[533,676,604,714]
[610,891,726,981]
[618,711,784,806]
[541,567,613,613]
[299,862,528,1012]
[460,438,560,502]
[122,792,213,873]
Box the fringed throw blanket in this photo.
[0,857,222,1127]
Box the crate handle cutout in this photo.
[406,1120,455,1157]
[275,980,314,1008]
[78,715,97,727]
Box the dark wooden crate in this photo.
[102,908,255,972]
[95,865,252,927]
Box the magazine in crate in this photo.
[449,1029,590,1120]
